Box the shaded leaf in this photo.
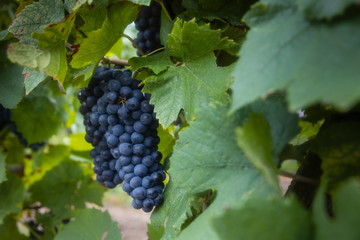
[0,173,25,224]
[212,196,311,240]
[23,67,47,95]
[11,96,63,144]
[313,179,360,240]
[54,208,121,240]
[231,1,360,112]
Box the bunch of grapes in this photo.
[78,66,165,212]
[134,1,162,56]
[0,104,45,150]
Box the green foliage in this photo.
[313,179,360,240]
[0,173,25,224]
[55,208,122,240]
[231,0,360,112]
[11,96,64,144]
[0,0,359,239]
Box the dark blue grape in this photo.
[131,132,144,144]
[144,136,154,148]
[111,124,124,136]
[107,91,118,102]
[86,96,97,108]
[108,79,121,91]
[132,199,143,209]
[93,165,102,175]
[134,164,147,177]
[126,98,140,110]
[124,125,135,134]
[109,159,116,170]
[154,195,163,206]
[106,104,120,114]
[131,110,142,120]
[142,155,154,167]
[96,175,104,183]
[142,176,154,188]
[90,112,100,126]
[107,115,119,125]
[132,155,142,165]
[119,143,132,156]
[107,134,119,148]
[151,151,162,162]
[119,155,131,166]
[124,118,135,126]
[124,172,136,183]
[143,198,155,209]
[122,182,132,193]
[134,121,147,133]
[119,170,126,179]
[140,113,153,125]
[120,86,132,98]
[93,86,103,97]
[130,176,142,188]
[118,106,130,119]
[98,114,108,126]
[123,164,135,173]
[113,174,123,184]
[147,188,158,199]
[133,144,145,156]
[132,187,146,200]
[119,133,131,143]
[101,162,110,170]
[102,170,114,181]
[132,90,144,100]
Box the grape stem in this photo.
[122,34,146,56]
[202,189,212,211]
[156,0,173,22]
[278,169,319,185]
[101,58,129,66]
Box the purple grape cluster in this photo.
[78,66,165,212]
[134,1,162,56]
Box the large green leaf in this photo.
[11,96,63,144]
[8,0,65,45]
[70,2,139,68]
[8,12,76,83]
[23,68,47,95]
[0,215,27,240]
[212,196,311,240]
[55,208,121,240]
[231,1,360,112]
[0,173,25,224]
[143,53,233,127]
[0,42,24,108]
[151,104,273,240]
[297,0,359,20]
[313,179,360,240]
[236,113,279,191]
[311,121,360,189]
[29,161,106,217]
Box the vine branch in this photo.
[122,34,145,56]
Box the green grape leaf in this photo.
[65,63,98,87]
[151,103,279,240]
[8,0,65,45]
[0,63,24,109]
[130,50,172,75]
[3,135,25,164]
[25,145,71,185]
[297,0,359,20]
[11,96,63,144]
[55,208,121,240]
[0,215,28,240]
[31,12,76,83]
[78,0,108,34]
[29,161,106,216]
[23,68,47,95]
[0,151,5,183]
[182,0,252,25]
[236,113,279,191]
[160,9,174,47]
[167,19,239,61]
[0,174,25,224]
[144,53,233,127]
[311,121,360,189]
[313,179,360,240]
[70,2,139,68]
[70,133,93,151]
[157,125,176,161]
[231,1,360,113]
[212,196,311,240]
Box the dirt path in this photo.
[104,203,151,240]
